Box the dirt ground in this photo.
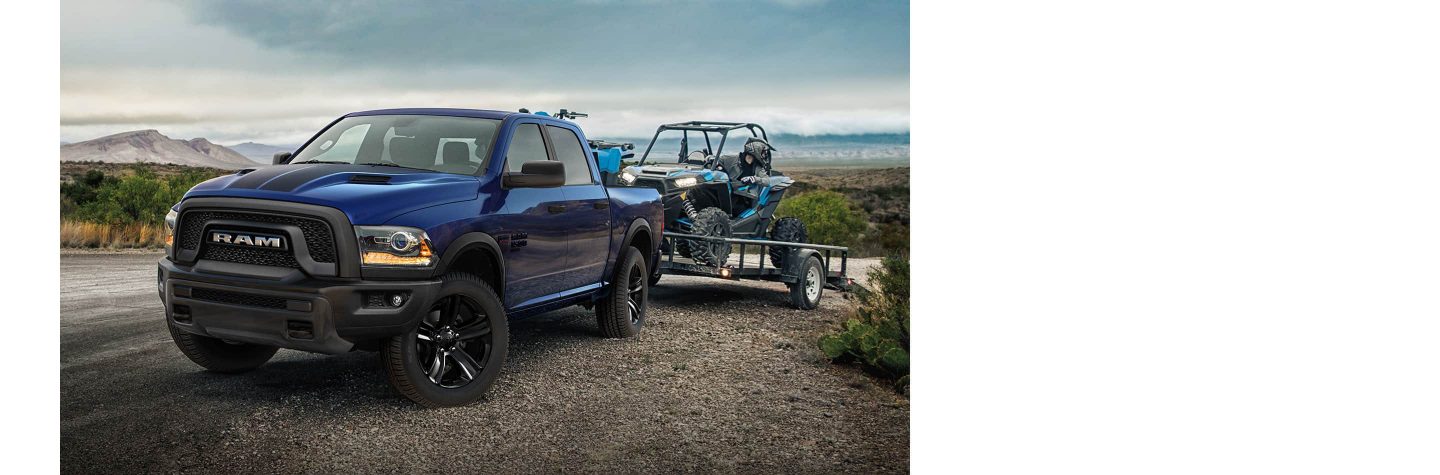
[61,252,909,473]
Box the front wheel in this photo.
[383,272,509,408]
[683,207,732,266]
[787,255,824,310]
[598,247,648,338]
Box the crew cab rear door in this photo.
[544,123,610,290]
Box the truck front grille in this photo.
[178,210,337,264]
[198,244,302,269]
[189,287,287,309]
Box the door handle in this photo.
[594,201,609,209]
[547,204,566,214]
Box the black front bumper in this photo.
[158,258,441,354]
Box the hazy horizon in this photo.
[61,0,910,145]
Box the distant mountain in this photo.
[228,142,298,164]
[60,130,258,169]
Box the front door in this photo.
[496,122,573,308]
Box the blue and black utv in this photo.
[604,121,808,267]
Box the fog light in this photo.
[389,294,405,307]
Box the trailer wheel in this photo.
[682,207,732,266]
[768,217,808,268]
[788,255,824,310]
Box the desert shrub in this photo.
[59,165,226,247]
[776,190,869,248]
[819,255,910,391]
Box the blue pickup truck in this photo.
[157,108,663,407]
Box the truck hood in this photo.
[181,164,481,225]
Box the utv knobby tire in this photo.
[787,255,824,310]
[597,246,649,338]
[683,207,732,266]
[768,217,809,268]
[383,272,509,408]
[167,322,278,373]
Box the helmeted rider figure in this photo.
[733,137,774,207]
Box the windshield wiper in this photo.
[292,160,350,165]
[366,162,423,170]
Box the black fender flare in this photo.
[621,218,657,268]
[431,232,506,285]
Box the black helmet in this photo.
[742,137,775,161]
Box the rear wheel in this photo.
[383,272,509,408]
[168,322,278,373]
[787,255,824,310]
[768,217,808,268]
[597,246,648,338]
[682,207,732,266]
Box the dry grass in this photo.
[61,220,167,249]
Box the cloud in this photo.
[60,0,908,142]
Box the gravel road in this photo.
[61,252,908,473]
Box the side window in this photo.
[547,125,595,185]
[506,123,549,172]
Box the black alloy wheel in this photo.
[414,294,493,388]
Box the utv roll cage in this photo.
[637,121,771,167]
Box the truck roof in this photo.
[345,108,517,120]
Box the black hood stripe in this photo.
[228,164,423,192]
[258,164,383,192]
[228,165,298,189]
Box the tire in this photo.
[682,207,732,266]
[768,217,808,268]
[383,272,509,408]
[787,255,824,310]
[167,322,278,373]
[597,246,648,338]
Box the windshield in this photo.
[291,115,502,175]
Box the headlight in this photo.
[673,176,698,188]
[356,226,434,267]
[618,170,637,185]
[164,208,178,248]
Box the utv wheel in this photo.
[683,207,732,266]
[788,255,824,310]
[167,322,278,373]
[383,272,509,408]
[768,217,808,268]
[597,246,648,338]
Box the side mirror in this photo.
[503,161,565,188]
[272,152,292,165]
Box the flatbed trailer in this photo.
[657,232,852,309]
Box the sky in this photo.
[60,0,909,145]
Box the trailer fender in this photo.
[779,248,821,285]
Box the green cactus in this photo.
[818,255,910,392]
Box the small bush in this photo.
[776,190,869,248]
[59,164,227,248]
[819,255,910,391]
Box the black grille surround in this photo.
[189,287,287,309]
[178,210,337,263]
